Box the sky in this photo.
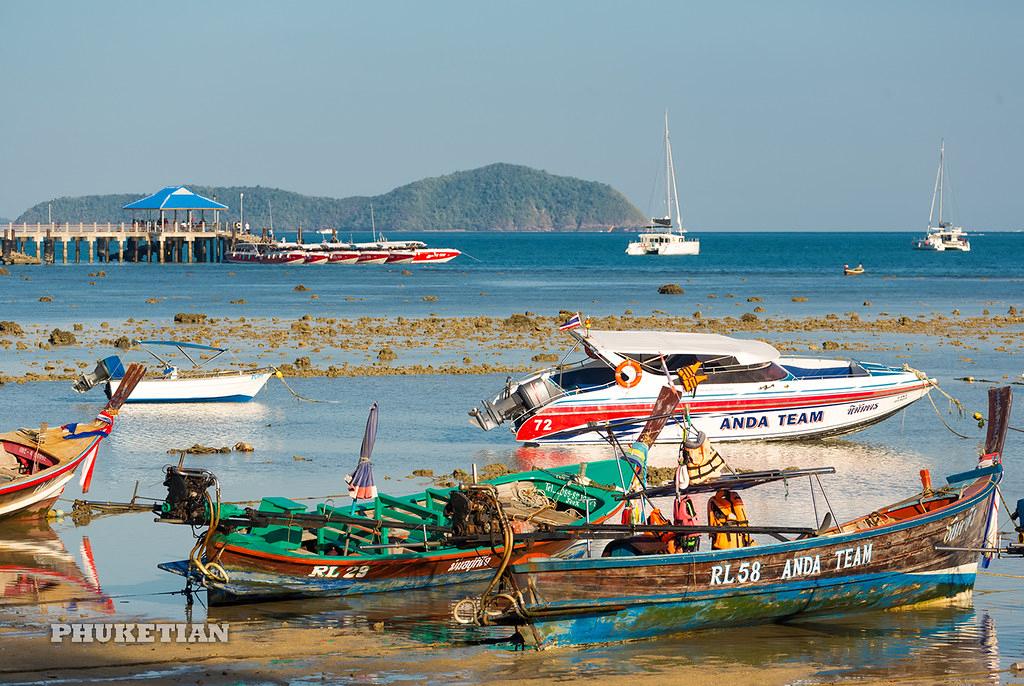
[1,1,1021,230]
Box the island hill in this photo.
[16,164,647,232]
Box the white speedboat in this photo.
[74,341,273,404]
[913,140,971,252]
[469,329,933,445]
[625,111,700,256]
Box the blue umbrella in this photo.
[347,403,379,510]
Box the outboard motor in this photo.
[72,355,126,394]
[468,376,561,431]
[155,464,218,526]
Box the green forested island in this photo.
[15,164,646,231]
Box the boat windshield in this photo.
[553,355,788,390]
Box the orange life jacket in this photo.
[684,438,724,484]
[707,488,755,550]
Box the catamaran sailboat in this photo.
[626,112,700,256]
[469,328,933,445]
[913,140,971,252]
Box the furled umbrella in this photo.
[346,402,379,512]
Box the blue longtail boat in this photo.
[456,387,1014,649]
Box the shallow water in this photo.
[1,232,1023,682]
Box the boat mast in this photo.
[928,140,943,230]
[664,110,684,234]
[937,140,945,227]
[370,204,377,242]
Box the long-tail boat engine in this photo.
[155,464,219,526]
[444,485,505,538]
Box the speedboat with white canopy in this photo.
[73,341,273,404]
[469,328,933,444]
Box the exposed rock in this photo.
[753,306,765,313]
[791,296,808,303]
[48,329,76,346]
[746,296,762,303]
[145,297,160,304]
[294,284,309,292]
[863,300,872,306]
[822,340,840,350]
[167,444,232,455]
[0,321,23,336]
[377,346,397,362]
[113,336,133,349]
[411,469,434,477]
[230,299,246,305]
[531,353,559,363]
[39,296,53,303]
[740,312,758,322]
[0,267,8,276]
[503,313,537,331]
[658,283,683,295]
[422,295,439,302]
[293,356,312,369]
[173,312,207,324]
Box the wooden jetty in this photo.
[1,221,235,264]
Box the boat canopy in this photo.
[580,330,780,366]
[136,340,227,352]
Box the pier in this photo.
[1,221,234,264]
[1,185,237,265]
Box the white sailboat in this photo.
[626,111,700,256]
[913,140,971,252]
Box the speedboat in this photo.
[262,243,307,265]
[73,341,273,404]
[224,242,265,264]
[469,328,933,445]
[299,244,331,264]
[913,140,971,252]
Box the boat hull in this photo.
[108,371,272,404]
[357,252,390,264]
[413,249,460,263]
[504,473,996,647]
[513,371,931,444]
[303,254,330,265]
[160,539,584,604]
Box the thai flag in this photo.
[559,313,582,331]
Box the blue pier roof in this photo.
[123,186,228,211]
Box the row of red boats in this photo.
[225,240,461,265]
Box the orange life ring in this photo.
[614,360,642,388]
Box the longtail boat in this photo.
[156,387,688,605]
[456,387,1014,648]
[156,460,627,604]
[0,364,144,520]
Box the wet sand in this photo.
[0,622,818,685]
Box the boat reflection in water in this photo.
[0,521,114,616]
[203,586,1003,683]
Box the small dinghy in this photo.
[73,341,273,404]
[843,263,865,275]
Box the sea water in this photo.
[1,231,1023,683]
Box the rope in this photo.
[274,370,343,404]
[979,571,1024,579]
[925,392,972,439]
